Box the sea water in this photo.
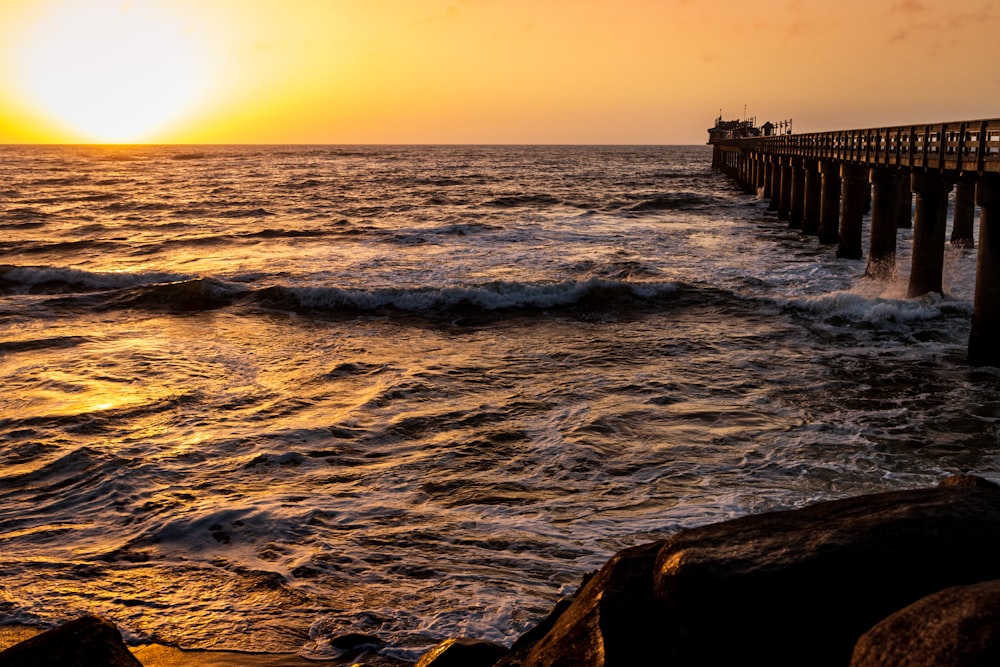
[1,144,998,661]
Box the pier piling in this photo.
[838,163,867,260]
[868,168,904,279]
[768,157,782,212]
[803,160,822,235]
[818,161,842,245]
[790,158,806,228]
[970,173,1000,366]
[908,170,952,297]
[951,180,976,247]
[778,157,793,220]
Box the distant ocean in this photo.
[1,144,998,661]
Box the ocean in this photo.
[1,144,998,662]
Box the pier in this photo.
[710,118,1000,367]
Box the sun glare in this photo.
[13,1,206,143]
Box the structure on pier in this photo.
[710,118,1000,366]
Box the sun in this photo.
[13,1,207,143]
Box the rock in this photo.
[0,615,142,667]
[502,475,1000,667]
[850,579,1000,667]
[415,637,509,667]
[495,541,667,666]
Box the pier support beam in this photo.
[803,160,821,235]
[970,173,1000,366]
[951,179,976,247]
[778,157,794,221]
[818,161,842,245]
[898,178,913,228]
[768,156,781,211]
[740,152,753,193]
[838,163,867,259]
[867,168,904,279]
[789,158,806,228]
[908,170,953,297]
[761,154,773,200]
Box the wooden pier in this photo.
[710,119,1000,366]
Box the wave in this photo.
[256,277,682,318]
[777,290,973,326]
[2,207,52,220]
[1,264,687,319]
[0,265,189,294]
[218,208,276,218]
[625,192,721,212]
[483,194,563,208]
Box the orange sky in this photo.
[1,0,998,144]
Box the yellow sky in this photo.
[1,0,998,144]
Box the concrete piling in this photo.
[908,170,953,297]
[778,157,793,220]
[838,163,867,260]
[818,160,842,245]
[951,180,976,247]
[803,160,822,235]
[789,158,806,229]
[867,168,904,279]
[768,156,781,211]
[970,173,1000,366]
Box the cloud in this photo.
[890,0,927,13]
[947,4,996,28]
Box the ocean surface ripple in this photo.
[1,144,998,661]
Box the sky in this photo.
[0,0,998,145]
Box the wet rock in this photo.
[495,541,666,666]
[650,476,1000,666]
[850,579,1000,667]
[501,475,1000,667]
[415,637,508,667]
[0,614,142,667]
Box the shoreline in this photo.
[0,625,407,667]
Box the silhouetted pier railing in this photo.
[710,118,1000,366]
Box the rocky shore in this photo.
[3,475,998,666]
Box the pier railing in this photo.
[710,117,1000,366]
[715,120,1000,173]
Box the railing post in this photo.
[867,167,904,279]
[908,170,953,297]
[951,178,976,247]
[838,163,867,259]
[803,159,821,235]
[970,172,1000,366]
[818,160,841,245]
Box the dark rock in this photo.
[415,637,508,667]
[939,473,998,489]
[502,476,1000,667]
[0,615,142,667]
[495,541,666,666]
[850,579,1000,667]
[650,477,1000,666]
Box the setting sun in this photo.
[11,1,206,143]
